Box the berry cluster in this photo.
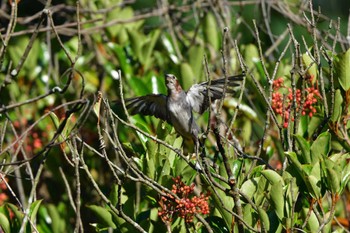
[13,117,48,153]
[271,76,321,128]
[158,176,210,223]
[0,177,8,205]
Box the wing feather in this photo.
[186,74,244,113]
[125,94,168,121]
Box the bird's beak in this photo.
[165,74,172,83]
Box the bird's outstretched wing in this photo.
[186,74,244,113]
[125,94,168,121]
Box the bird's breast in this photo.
[167,98,194,139]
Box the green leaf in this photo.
[302,52,317,79]
[243,44,261,81]
[285,152,303,174]
[161,34,180,64]
[128,30,143,60]
[310,131,331,163]
[242,204,253,227]
[340,162,350,193]
[188,46,204,79]
[87,205,117,229]
[306,175,322,199]
[307,115,323,138]
[106,7,134,37]
[141,30,160,71]
[331,89,343,122]
[204,216,229,233]
[145,149,156,180]
[269,181,284,220]
[326,167,340,194]
[49,112,60,129]
[301,207,319,232]
[203,12,219,50]
[0,212,10,233]
[62,113,76,138]
[30,200,43,224]
[109,43,133,79]
[158,158,171,180]
[167,136,182,168]
[127,77,151,96]
[241,177,259,200]
[294,135,311,164]
[180,62,195,91]
[335,49,350,91]
[257,207,270,231]
[261,170,284,186]
[47,204,65,233]
[8,36,40,78]
[109,184,119,207]
[231,159,243,181]
[310,161,321,180]
[93,94,102,118]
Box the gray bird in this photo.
[124,74,243,143]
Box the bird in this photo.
[122,74,244,144]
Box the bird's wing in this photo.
[186,74,244,113]
[125,94,168,121]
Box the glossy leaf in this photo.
[310,131,331,163]
[128,30,143,60]
[257,207,270,231]
[141,30,161,71]
[0,212,10,233]
[161,34,180,64]
[231,159,243,181]
[109,43,133,79]
[6,203,23,222]
[241,177,259,200]
[330,89,343,122]
[87,205,117,229]
[188,45,204,79]
[270,181,284,220]
[340,162,350,193]
[306,175,322,199]
[326,167,340,194]
[335,48,350,91]
[47,204,66,233]
[294,135,311,164]
[204,216,229,233]
[301,207,319,232]
[30,199,43,225]
[302,52,317,80]
[261,170,284,186]
[180,62,195,91]
[203,13,219,50]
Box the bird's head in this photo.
[165,74,182,94]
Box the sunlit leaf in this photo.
[335,49,350,91]
[310,131,331,163]
[330,89,343,122]
[302,52,317,80]
[203,12,219,50]
[270,181,284,220]
[261,170,284,186]
[87,205,117,229]
[0,212,10,233]
[180,62,195,91]
[294,135,311,164]
[30,199,43,225]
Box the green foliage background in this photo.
[0,0,350,232]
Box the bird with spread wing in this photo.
[123,74,244,143]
